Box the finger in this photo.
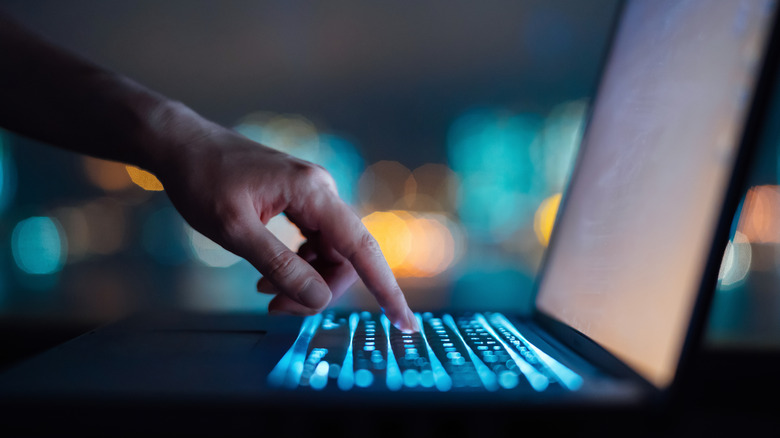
[318,199,419,332]
[227,218,331,311]
[257,250,358,301]
[267,262,356,315]
[256,277,278,294]
[268,294,320,316]
[255,240,318,293]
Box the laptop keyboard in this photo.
[268,311,583,392]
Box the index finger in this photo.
[319,198,419,333]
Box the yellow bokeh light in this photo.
[125,165,164,191]
[737,185,780,243]
[83,157,133,191]
[534,193,562,247]
[362,210,460,278]
[361,211,413,270]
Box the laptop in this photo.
[1,0,779,419]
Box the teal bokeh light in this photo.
[316,134,364,204]
[11,216,66,275]
[447,109,544,242]
[0,131,17,213]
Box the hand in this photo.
[154,122,419,332]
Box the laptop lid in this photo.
[533,0,778,390]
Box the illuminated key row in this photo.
[268,312,582,392]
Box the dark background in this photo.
[0,2,780,417]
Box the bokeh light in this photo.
[400,163,459,212]
[533,100,588,193]
[125,165,164,191]
[534,193,562,247]
[142,206,190,265]
[358,161,414,212]
[11,216,67,275]
[736,185,780,243]
[0,131,17,213]
[52,206,90,262]
[82,157,133,191]
[186,225,242,268]
[447,108,544,242]
[266,214,306,251]
[718,231,752,288]
[82,198,127,255]
[361,211,413,271]
[361,210,463,278]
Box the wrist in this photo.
[105,74,218,177]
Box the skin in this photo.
[0,13,419,332]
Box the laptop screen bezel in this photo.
[528,0,780,393]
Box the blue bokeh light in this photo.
[0,131,17,213]
[447,109,544,242]
[11,216,66,275]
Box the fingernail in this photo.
[408,308,421,332]
[395,308,419,333]
[298,281,330,309]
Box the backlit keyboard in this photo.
[268,311,582,392]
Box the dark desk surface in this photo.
[0,318,778,438]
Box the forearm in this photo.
[0,12,210,174]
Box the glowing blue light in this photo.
[498,370,519,389]
[317,134,364,204]
[416,313,452,392]
[443,314,498,391]
[381,314,404,391]
[267,314,322,388]
[402,369,420,388]
[447,109,543,242]
[11,216,66,275]
[337,313,360,391]
[354,369,374,388]
[474,313,548,391]
[309,361,329,390]
[0,131,16,213]
[489,313,583,391]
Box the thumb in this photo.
[224,217,332,312]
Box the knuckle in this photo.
[294,162,338,195]
[354,232,382,261]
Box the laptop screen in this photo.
[536,0,776,388]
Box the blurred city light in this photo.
[125,165,164,191]
[534,193,562,247]
[82,198,127,255]
[266,214,306,251]
[718,231,752,288]
[737,185,780,243]
[11,216,66,275]
[402,163,459,212]
[361,210,463,278]
[359,161,414,212]
[447,108,544,243]
[142,206,190,265]
[0,131,16,213]
[186,225,242,268]
[82,157,134,191]
[316,134,364,204]
[361,211,413,272]
[52,206,90,262]
[533,100,588,193]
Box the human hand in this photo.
[152,119,419,332]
